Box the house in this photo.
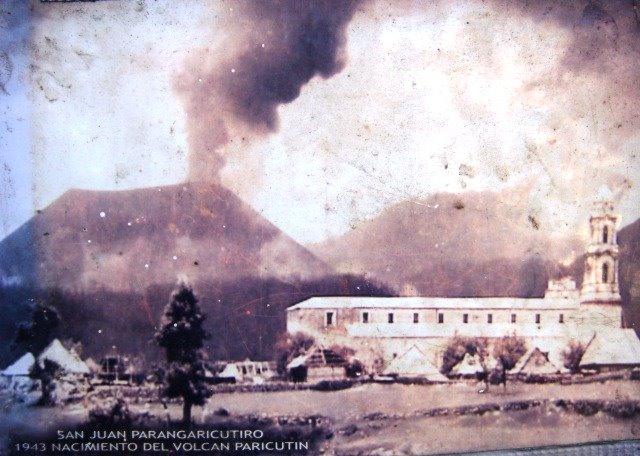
[580,330,640,370]
[286,347,347,382]
[1,353,36,390]
[513,347,562,377]
[2,352,35,378]
[449,353,484,378]
[98,355,145,384]
[38,339,90,375]
[383,345,448,382]
[217,359,278,383]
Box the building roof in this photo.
[514,347,562,375]
[450,353,485,376]
[218,363,241,379]
[2,353,35,376]
[286,347,346,370]
[286,355,308,370]
[580,329,640,368]
[84,357,101,373]
[288,296,580,311]
[38,339,90,374]
[305,348,346,367]
[383,345,448,382]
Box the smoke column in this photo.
[176,0,363,181]
[177,0,639,184]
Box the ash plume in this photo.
[176,0,363,181]
[490,0,640,166]
[178,0,639,185]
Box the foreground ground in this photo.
[2,380,640,455]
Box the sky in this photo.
[0,0,639,244]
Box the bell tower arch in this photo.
[581,199,621,303]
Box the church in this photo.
[286,199,640,371]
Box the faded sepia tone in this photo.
[1,0,639,455]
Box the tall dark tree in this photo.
[30,359,60,406]
[155,283,211,426]
[13,296,61,356]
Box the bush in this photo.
[572,400,603,416]
[89,399,136,427]
[562,341,586,374]
[345,359,365,378]
[488,369,503,385]
[275,332,315,378]
[603,401,639,419]
[310,380,353,391]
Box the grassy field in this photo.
[2,380,640,455]
[199,381,640,454]
[198,381,640,421]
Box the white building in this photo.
[287,200,640,371]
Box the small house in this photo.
[1,352,36,390]
[580,329,640,371]
[513,347,562,379]
[216,359,278,383]
[383,345,448,382]
[38,339,90,375]
[449,353,485,378]
[286,347,347,382]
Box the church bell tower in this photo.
[580,199,621,303]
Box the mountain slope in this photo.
[309,189,584,297]
[618,218,640,332]
[0,182,331,291]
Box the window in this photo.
[326,312,334,326]
[463,313,468,324]
[487,314,493,324]
[559,313,564,324]
[535,313,541,324]
[603,225,609,244]
[388,313,394,324]
[413,313,419,323]
[438,313,444,324]
[602,263,609,283]
[511,314,516,323]
[362,312,369,324]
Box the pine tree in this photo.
[14,297,61,356]
[30,359,60,406]
[155,283,211,426]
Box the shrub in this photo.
[89,399,135,427]
[562,340,586,374]
[572,400,603,416]
[603,401,639,419]
[274,332,315,378]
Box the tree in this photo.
[441,336,488,375]
[274,332,315,378]
[155,283,211,426]
[492,335,527,388]
[30,359,60,406]
[562,340,586,374]
[13,298,61,356]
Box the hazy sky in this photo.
[1,0,639,243]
